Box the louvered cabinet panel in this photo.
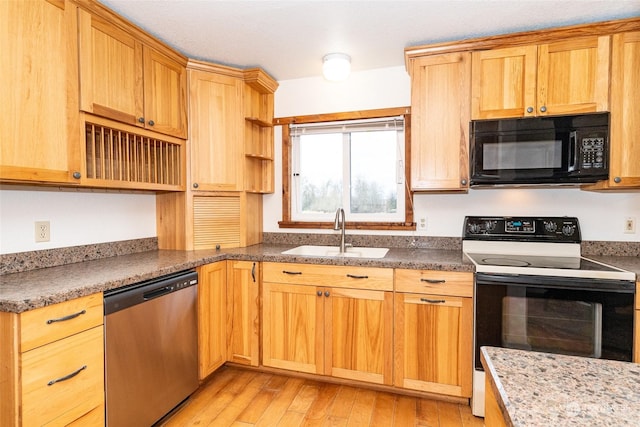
[193,195,241,249]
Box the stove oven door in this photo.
[472,273,634,416]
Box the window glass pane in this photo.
[299,133,343,213]
[350,131,398,214]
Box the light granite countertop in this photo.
[0,244,472,313]
[481,347,640,426]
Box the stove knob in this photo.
[484,221,496,232]
[544,221,558,233]
[469,223,482,234]
[562,224,575,236]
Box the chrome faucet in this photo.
[333,208,347,253]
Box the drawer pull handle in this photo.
[251,262,256,283]
[282,270,302,275]
[421,278,446,284]
[346,274,368,279]
[47,365,87,386]
[420,298,446,304]
[46,310,86,324]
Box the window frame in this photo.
[275,107,415,230]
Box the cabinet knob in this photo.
[72,171,81,179]
[148,120,155,126]
[324,291,330,297]
[193,183,199,189]
[614,177,621,183]
[540,106,547,113]
[317,291,322,297]
[138,117,145,123]
[460,179,467,186]
[526,107,534,113]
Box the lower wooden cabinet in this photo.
[485,375,508,427]
[227,260,260,366]
[0,293,104,427]
[197,261,227,379]
[262,262,394,385]
[394,269,473,398]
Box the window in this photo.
[277,108,414,230]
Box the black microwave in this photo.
[469,113,609,186]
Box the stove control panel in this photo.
[463,216,581,242]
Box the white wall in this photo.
[0,188,156,254]
[265,66,640,242]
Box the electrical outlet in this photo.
[624,217,636,234]
[418,216,427,230]
[35,221,50,242]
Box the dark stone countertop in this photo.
[0,244,472,313]
[481,347,640,426]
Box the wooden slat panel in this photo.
[83,121,182,187]
[193,196,241,249]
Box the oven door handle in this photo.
[475,273,635,293]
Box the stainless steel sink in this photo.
[281,245,389,259]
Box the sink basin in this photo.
[281,245,389,259]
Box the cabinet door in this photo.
[537,36,609,116]
[0,0,81,184]
[78,9,144,127]
[410,52,471,191]
[197,262,227,379]
[325,288,393,385]
[394,293,473,397]
[607,31,640,188]
[22,326,104,427]
[227,260,260,366]
[189,70,243,191]
[143,46,187,138]
[471,46,537,119]
[262,282,324,374]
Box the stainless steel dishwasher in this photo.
[104,270,198,427]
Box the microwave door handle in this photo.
[568,131,579,172]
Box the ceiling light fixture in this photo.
[322,53,351,82]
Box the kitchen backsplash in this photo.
[1,235,637,275]
[262,232,463,250]
[1,237,158,275]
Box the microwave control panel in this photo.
[580,137,605,169]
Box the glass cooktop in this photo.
[465,253,620,272]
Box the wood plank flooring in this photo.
[161,366,485,427]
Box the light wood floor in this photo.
[161,366,485,427]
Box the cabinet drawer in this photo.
[395,269,473,297]
[263,262,393,291]
[22,326,104,427]
[20,293,103,352]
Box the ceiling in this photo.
[99,0,640,81]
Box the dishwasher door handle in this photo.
[143,286,174,300]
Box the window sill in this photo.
[278,221,416,231]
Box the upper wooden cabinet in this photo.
[586,31,640,190]
[188,64,244,191]
[409,52,471,191]
[0,0,82,184]
[244,70,278,194]
[78,9,187,138]
[471,36,610,119]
